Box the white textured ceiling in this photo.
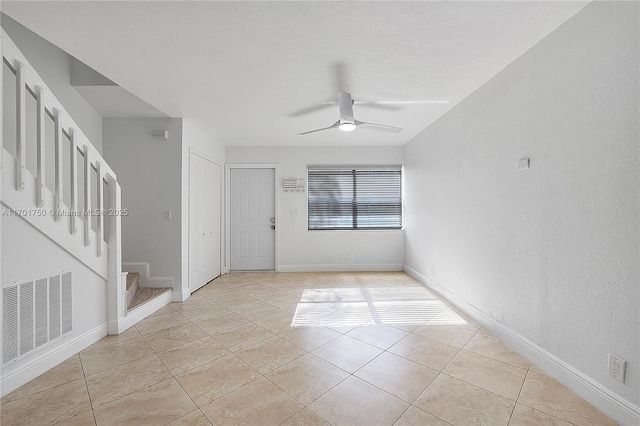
[2,1,588,146]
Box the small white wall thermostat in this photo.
[152,130,169,140]
[517,158,530,170]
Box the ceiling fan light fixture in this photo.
[298,91,403,135]
[338,122,356,132]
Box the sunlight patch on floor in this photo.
[291,287,467,327]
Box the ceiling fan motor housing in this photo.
[297,91,402,135]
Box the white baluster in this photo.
[54,109,63,222]
[70,129,78,234]
[15,60,26,191]
[84,146,92,247]
[96,162,104,256]
[36,86,46,206]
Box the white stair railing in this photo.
[1,29,127,333]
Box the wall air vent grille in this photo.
[61,272,73,334]
[283,178,305,192]
[49,275,61,340]
[3,286,19,364]
[19,282,34,355]
[2,272,73,364]
[35,278,48,348]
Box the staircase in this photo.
[125,272,172,312]
[1,28,169,335]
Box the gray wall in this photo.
[404,1,638,407]
[103,118,183,287]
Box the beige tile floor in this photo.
[0,272,619,426]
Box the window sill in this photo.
[307,228,404,232]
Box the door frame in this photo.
[224,164,279,273]
[189,149,223,292]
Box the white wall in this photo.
[404,0,639,413]
[1,14,104,153]
[226,146,404,271]
[103,118,183,290]
[1,215,108,396]
[180,119,226,299]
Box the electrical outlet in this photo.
[608,353,626,383]
[348,253,355,261]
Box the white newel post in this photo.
[106,176,124,334]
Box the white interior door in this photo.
[230,168,275,270]
[189,153,221,292]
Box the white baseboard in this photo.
[278,263,404,273]
[404,265,640,426]
[122,262,174,288]
[0,323,107,397]
[107,290,172,335]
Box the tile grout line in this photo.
[77,353,99,426]
[506,368,531,426]
[512,371,581,426]
[136,324,204,420]
[517,373,587,425]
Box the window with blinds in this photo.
[308,167,402,230]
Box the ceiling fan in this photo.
[297,91,403,135]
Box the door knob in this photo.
[271,225,276,230]
[270,217,276,224]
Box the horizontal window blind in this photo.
[308,167,402,230]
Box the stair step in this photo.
[126,273,139,309]
[126,273,140,291]
[128,287,172,312]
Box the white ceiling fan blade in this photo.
[355,120,403,133]
[320,100,449,105]
[297,120,340,135]
[337,91,355,124]
[366,100,450,105]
